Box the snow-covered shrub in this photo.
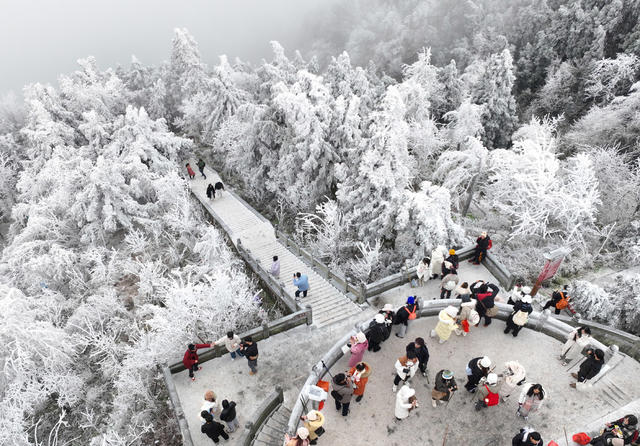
[570,280,617,324]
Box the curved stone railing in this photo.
[284,299,638,438]
[237,386,284,446]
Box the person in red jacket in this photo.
[185,163,196,179]
[183,343,212,381]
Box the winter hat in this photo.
[382,304,394,312]
[407,296,416,305]
[188,343,196,351]
[449,249,456,255]
[356,332,367,343]
[469,311,480,326]
[296,427,309,439]
[306,411,318,421]
[445,306,458,318]
[442,370,454,379]
[374,314,386,324]
[521,286,532,294]
[521,294,532,304]
[480,357,491,368]
[486,373,498,385]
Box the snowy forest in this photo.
[1,0,640,444]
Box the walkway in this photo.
[174,256,505,445]
[187,161,362,328]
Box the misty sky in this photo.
[0,0,333,95]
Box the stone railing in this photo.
[236,238,301,313]
[167,308,312,373]
[363,246,515,301]
[274,227,366,303]
[237,387,284,446]
[285,299,635,437]
[161,366,194,446]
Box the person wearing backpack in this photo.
[431,305,459,344]
[440,271,459,299]
[474,373,500,410]
[504,295,533,337]
[474,282,499,327]
[542,285,570,315]
[394,296,418,338]
[470,231,492,264]
[512,429,543,446]
[331,373,353,416]
[431,369,457,407]
[206,183,215,200]
[517,383,545,420]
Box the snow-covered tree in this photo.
[584,53,640,105]
[337,85,412,243]
[296,199,349,265]
[394,181,465,259]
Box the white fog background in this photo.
[0,0,333,95]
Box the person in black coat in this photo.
[474,282,499,326]
[442,249,459,275]
[471,232,491,264]
[201,411,229,443]
[394,297,418,338]
[465,356,491,392]
[512,429,542,446]
[219,399,239,432]
[206,183,215,200]
[406,337,430,377]
[367,314,387,352]
[570,348,604,388]
[504,295,534,337]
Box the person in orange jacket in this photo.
[183,343,212,381]
[348,362,371,403]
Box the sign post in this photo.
[530,247,571,297]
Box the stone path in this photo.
[186,161,362,328]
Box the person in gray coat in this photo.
[331,373,353,417]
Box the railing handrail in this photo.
[167,306,312,373]
[237,387,284,446]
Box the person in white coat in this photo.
[517,383,546,420]
[498,360,526,401]
[393,351,420,392]
[416,257,430,286]
[559,326,592,366]
[395,385,417,420]
[429,246,447,279]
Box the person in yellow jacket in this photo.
[300,410,325,445]
[431,306,458,344]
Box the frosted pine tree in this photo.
[465,49,518,149]
[270,70,336,210]
[394,181,464,259]
[337,85,412,243]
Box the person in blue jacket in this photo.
[293,272,309,299]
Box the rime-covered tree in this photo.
[337,85,412,243]
[465,49,518,149]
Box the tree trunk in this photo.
[461,174,479,217]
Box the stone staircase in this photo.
[188,161,363,329]
[251,404,291,446]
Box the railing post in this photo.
[262,323,270,338]
[358,284,367,304]
[305,305,313,325]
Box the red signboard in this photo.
[537,257,563,282]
